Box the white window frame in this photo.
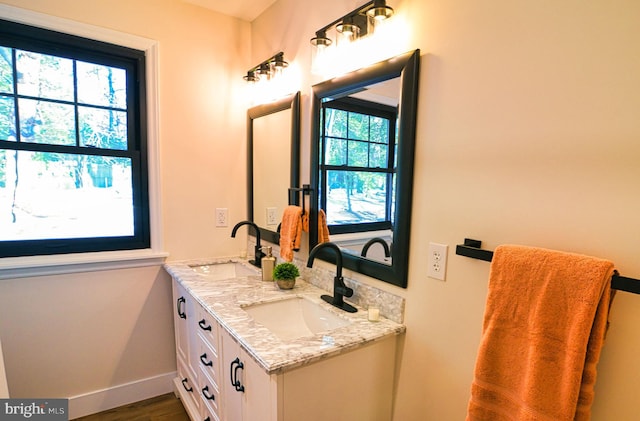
[0,4,166,279]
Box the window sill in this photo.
[0,249,169,280]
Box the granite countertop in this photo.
[164,258,406,375]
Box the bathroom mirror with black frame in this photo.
[247,92,301,244]
[309,50,420,288]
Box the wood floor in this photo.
[73,393,190,421]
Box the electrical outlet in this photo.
[427,242,448,281]
[215,208,228,227]
[266,207,278,225]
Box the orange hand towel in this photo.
[279,206,302,262]
[317,209,330,243]
[301,211,309,233]
[466,245,615,421]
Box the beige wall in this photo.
[253,0,640,420]
[0,267,174,396]
[0,0,251,413]
[0,0,639,420]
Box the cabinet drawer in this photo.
[199,366,221,421]
[203,409,220,421]
[195,306,219,350]
[197,336,220,387]
[177,358,200,412]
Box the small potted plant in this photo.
[273,262,300,290]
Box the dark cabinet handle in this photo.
[200,353,213,367]
[202,385,215,401]
[181,377,193,392]
[233,360,245,392]
[229,357,245,393]
[177,297,186,319]
[198,319,212,331]
[229,358,236,388]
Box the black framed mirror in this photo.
[309,50,420,288]
[247,92,301,244]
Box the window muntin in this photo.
[0,19,149,257]
[319,98,397,233]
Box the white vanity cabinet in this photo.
[216,327,398,421]
[171,276,399,421]
[172,277,274,421]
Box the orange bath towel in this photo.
[279,206,302,262]
[317,209,330,243]
[467,245,615,421]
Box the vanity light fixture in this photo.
[309,0,394,49]
[243,70,259,83]
[366,0,395,21]
[336,16,361,37]
[310,30,332,48]
[243,52,289,83]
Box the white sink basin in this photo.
[242,297,351,341]
[190,262,259,281]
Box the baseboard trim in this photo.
[68,371,176,419]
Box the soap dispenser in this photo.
[261,246,276,281]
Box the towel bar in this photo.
[288,184,312,214]
[456,238,640,295]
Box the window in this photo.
[0,18,150,258]
[319,97,397,234]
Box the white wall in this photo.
[0,0,250,417]
[252,0,640,419]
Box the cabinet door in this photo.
[172,280,201,416]
[219,326,276,421]
[239,347,276,421]
[220,327,243,421]
[172,281,190,364]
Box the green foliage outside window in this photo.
[320,101,396,228]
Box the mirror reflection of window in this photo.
[319,97,397,235]
[310,49,420,287]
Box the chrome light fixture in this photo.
[243,52,289,82]
[309,0,394,48]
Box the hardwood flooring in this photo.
[72,393,190,421]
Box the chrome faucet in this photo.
[307,242,357,313]
[360,237,391,258]
[231,221,265,268]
